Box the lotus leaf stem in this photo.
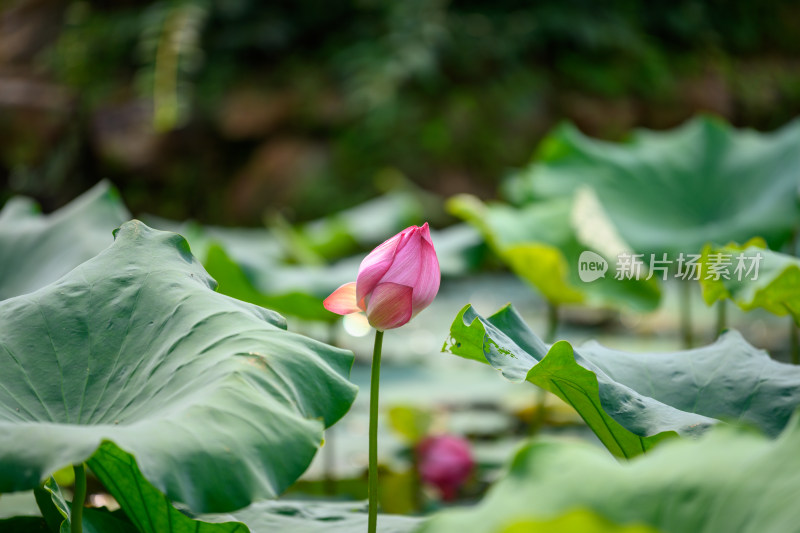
[716,300,727,336]
[681,281,693,348]
[71,463,86,533]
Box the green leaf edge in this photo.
[88,440,248,533]
[444,304,678,459]
[699,241,800,324]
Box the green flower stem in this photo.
[368,329,385,533]
[790,319,799,366]
[71,463,86,533]
[716,300,727,337]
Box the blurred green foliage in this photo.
[2,0,800,223]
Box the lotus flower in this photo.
[324,223,440,331]
[416,435,474,501]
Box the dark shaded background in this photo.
[2,0,799,225]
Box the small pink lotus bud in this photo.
[323,223,440,330]
[416,435,474,501]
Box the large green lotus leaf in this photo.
[202,500,424,533]
[699,242,800,323]
[0,221,358,513]
[504,116,800,256]
[447,194,660,310]
[444,304,800,458]
[0,181,130,300]
[420,414,800,533]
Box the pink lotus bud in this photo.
[323,223,440,330]
[416,435,474,501]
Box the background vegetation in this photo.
[2,0,800,224]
